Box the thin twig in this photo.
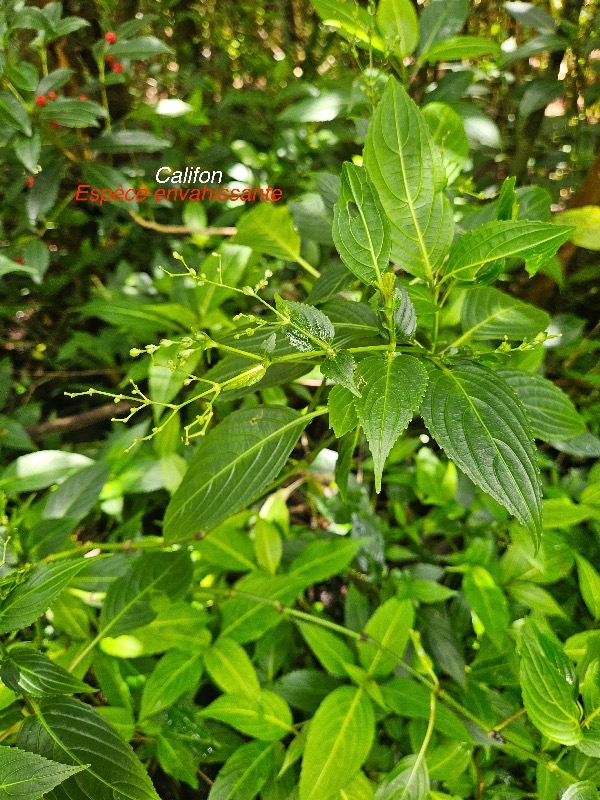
[129,211,237,236]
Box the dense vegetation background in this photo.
[0,0,599,798]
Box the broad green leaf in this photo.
[421,362,542,545]
[418,0,468,55]
[519,619,581,745]
[340,771,375,800]
[393,285,417,340]
[462,566,509,647]
[357,598,414,677]
[355,355,428,491]
[200,690,293,741]
[81,163,140,212]
[562,783,598,800]
[26,159,63,224]
[374,753,430,800]
[275,295,335,351]
[504,2,557,33]
[443,221,572,281]
[0,451,93,494]
[205,637,261,698]
[556,206,600,250]
[460,286,550,342]
[576,556,600,621]
[328,385,359,437]
[279,92,346,123]
[364,79,453,281]
[274,669,341,714]
[209,740,277,800]
[0,646,93,697]
[196,524,257,572]
[254,519,283,575]
[90,130,171,153]
[13,132,40,172]
[499,370,586,440]
[0,561,87,635]
[421,35,500,63]
[333,163,391,286]
[299,687,375,800]
[296,623,355,677]
[288,538,362,584]
[43,462,109,520]
[99,551,192,638]
[37,69,74,95]
[376,0,418,58]
[111,602,210,656]
[233,205,300,261]
[0,91,31,136]
[41,99,107,128]
[519,78,564,118]
[108,36,171,60]
[140,650,204,720]
[17,697,160,800]
[422,102,469,184]
[310,0,385,50]
[0,745,85,800]
[164,407,310,541]
[321,351,359,396]
[381,678,472,741]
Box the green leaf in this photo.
[0,745,86,800]
[504,2,557,33]
[333,163,391,286]
[108,36,171,60]
[41,99,107,128]
[376,0,418,57]
[576,556,600,621]
[422,102,469,184]
[17,697,161,800]
[443,221,572,281]
[374,753,430,800]
[114,602,210,656]
[418,0,468,54]
[299,687,375,800]
[296,623,355,676]
[562,783,598,800]
[364,77,454,281]
[233,205,300,261]
[81,163,140,212]
[13,132,40,172]
[37,69,74,95]
[164,407,310,542]
[140,649,204,720]
[310,0,385,50]
[328,385,359,437]
[0,646,93,697]
[321,351,359,396]
[421,362,542,545]
[519,78,564,118]
[209,741,277,800]
[43,462,108,520]
[288,538,362,584]
[0,561,87,635]
[421,35,500,63]
[254,519,283,575]
[355,355,428,492]
[381,678,472,741]
[99,551,192,638]
[200,690,293,741]
[462,566,510,647]
[275,296,335,352]
[460,287,550,341]
[499,370,586,440]
[340,771,375,800]
[26,159,63,224]
[0,91,31,136]
[519,618,581,745]
[556,206,600,250]
[205,637,261,698]
[393,285,417,341]
[90,130,171,152]
[357,598,414,677]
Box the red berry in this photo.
[49,121,60,129]
[48,91,57,100]
[35,95,47,106]
[105,31,117,44]
[105,55,115,64]
[112,63,123,73]
[26,176,34,188]
[79,94,88,100]
[15,258,24,264]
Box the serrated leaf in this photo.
[164,407,310,541]
[377,0,418,57]
[200,690,293,741]
[205,637,261,698]
[460,287,550,341]
[557,206,600,250]
[0,560,87,635]
[209,740,277,800]
[393,285,417,340]
[364,78,453,281]
[0,745,86,800]
[374,753,430,800]
[233,205,300,261]
[1,646,93,697]
[519,618,581,745]
[444,221,572,281]
[99,551,192,639]
[333,163,391,286]
[355,355,428,492]
[462,566,509,647]
[140,649,204,720]
[499,370,586,440]
[421,35,500,63]
[418,0,468,54]
[357,598,414,677]
[422,102,469,184]
[299,687,375,800]
[328,385,359,437]
[321,351,359,395]
[275,295,335,352]
[421,362,542,545]
[16,697,160,800]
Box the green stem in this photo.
[295,254,320,279]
